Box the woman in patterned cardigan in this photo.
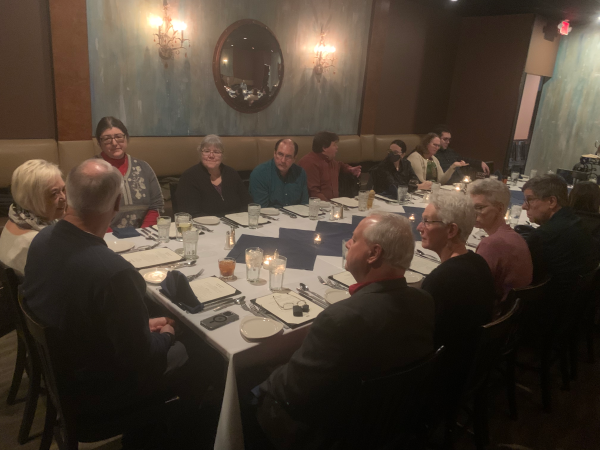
[95,117,164,230]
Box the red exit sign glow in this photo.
[559,20,572,35]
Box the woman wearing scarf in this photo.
[0,160,66,275]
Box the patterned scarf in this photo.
[8,203,56,231]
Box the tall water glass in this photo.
[529,169,538,179]
[309,197,320,220]
[175,212,192,242]
[431,182,441,196]
[269,256,287,292]
[358,190,368,212]
[510,205,522,226]
[245,247,263,282]
[157,216,171,243]
[342,239,349,269]
[397,186,409,203]
[510,171,520,185]
[248,203,261,229]
[182,229,199,260]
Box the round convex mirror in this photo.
[212,20,284,114]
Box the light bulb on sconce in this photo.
[313,26,336,83]
[222,58,228,64]
[149,2,190,67]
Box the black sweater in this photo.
[22,221,170,413]
[176,163,253,217]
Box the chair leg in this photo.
[540,351,552,413]
[6,335,27,405]
[17,360,42,444]
[40,398,56,450]
[505,352,518,420]
[473,386,490,450]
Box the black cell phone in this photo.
[200,311,239,331]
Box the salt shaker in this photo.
[224,231,233,250]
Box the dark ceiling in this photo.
[424,0,600,24]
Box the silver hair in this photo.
[362,213,415,269]
[11,159,63,218]
[431,191,476,242]
[66,159,123,215]
[198,134,224,153]
[467,178,511,211]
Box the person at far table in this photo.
[176,134,252,217]
[95,116,164,230]
[468,178,533,305]
[417,191,495,414]
[369,139,432,197]
[568,181,600,254]
[249,138,309,208]
[22,159,190,421]
[256,213,434,449]
[406,133,468,185]
[298,131,362,201]
[520,175,598,294]
[0,160,65,275]
[433,124,490,184]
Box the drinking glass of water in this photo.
[157,216,171,243]
[175,213,192,242]
[397,186,409,203]
[182,229,199,260]
[529,169,538,179]
[358,190,368,211]
[248,203,261,229]
[309,197,320,220]
[245,247,263,283]
[269,256,287,292]
[510,172,520,186]
[510,205,522,226]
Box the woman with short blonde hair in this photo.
[0,159,66,274]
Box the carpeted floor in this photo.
[2,328,599,450]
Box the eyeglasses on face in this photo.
[523,196,542,208]
[100,134,126,144]
[201,149,223,155]
[420,218,445,228]
[441,138,451,142]
[275,151,294,161]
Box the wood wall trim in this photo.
[49,0,92,141]
[359,0,391,135]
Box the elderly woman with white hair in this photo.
[176,134,252,217]
[468,178,533,303]
[0,160,66,274]
[417,191,496,411]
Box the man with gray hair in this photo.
[23,159,186,419]
[256,213,434,448]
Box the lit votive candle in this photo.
[423,193,431,202]
[314,234,321,245]
[263,256,273,269]
[409,214,416,222]
[462,176,471,184]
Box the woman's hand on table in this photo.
[149,317,175,332]
[418,181,432,190]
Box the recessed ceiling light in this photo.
[243,37,247,39]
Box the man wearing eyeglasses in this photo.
[434,125,490,184]
[249,139,309,208]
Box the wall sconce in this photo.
[222,58,228,64]
[313,27,336,82]
[149,1,189,68]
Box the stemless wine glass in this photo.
[269,256,287,292]
[248,203,261,229]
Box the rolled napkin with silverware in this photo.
[160,270,204,313]
[112,227,142,239]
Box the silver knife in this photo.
[261,213,278,221]
[213,296,245,311]
[278,208,297,219]
[296,289,329,309]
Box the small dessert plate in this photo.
[194,216,221,226]
[106,240,135,253]
[240,315,283,339]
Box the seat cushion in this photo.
[0,140,59,187]
[337,136,362,164]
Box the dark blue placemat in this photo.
[226,234,317,271]
[279,227,347,257]
[510,190,524,207]
[313,221,357,256]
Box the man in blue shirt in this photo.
[250,138,309,207]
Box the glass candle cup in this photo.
[510,171,520,186]
[157,216,172,243]
[245,247,263,283]
[510,205,522,226]
[309,197,320,220]
[248,203,261,229]
[175,212,192,242]
[218,257,237,281]
[269,256,287,292]
[182,229,199,260]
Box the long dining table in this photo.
[106,180,529,450]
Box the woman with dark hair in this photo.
[369,140,432,196]
[569,181,600,248]
[406,133,467,185]
[95,116,164,230]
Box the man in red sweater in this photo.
[298,131,361,201]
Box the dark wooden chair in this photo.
[0,263,43,445]
[19,295,175,450]
[339,346,446,450]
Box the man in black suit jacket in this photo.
[256,214,435,449]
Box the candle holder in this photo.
[263,255,273,269]
[330,205,342,221]
[314,234,322,245]
[409,214,416,222]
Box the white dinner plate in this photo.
[319,202,332,210]
[194,216,221,225]
[106,240,135,253]
[325,289,351,304]
[262,208,280,216]
[405,271,424,284]
[141,268,169,285]
[240,315,283,339]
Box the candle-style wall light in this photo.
[149,0,189,68]
[313,27,336,82]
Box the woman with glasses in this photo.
[95,116,164,230]
[417,191,496,412]
[406,133,468,185]
[468,179,532,305]
[176,135,252,217]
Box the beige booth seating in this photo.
[0,140,60,187]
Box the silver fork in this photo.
[139,229,158,240]
[318,276,346,291]
[249,303,289,329]
[186,269,204,282]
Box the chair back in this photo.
[342,346,445,450]
[464,299,521,396]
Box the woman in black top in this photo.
[176,135,252,217]
[569,181,600,253]
[369,140,432,197]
